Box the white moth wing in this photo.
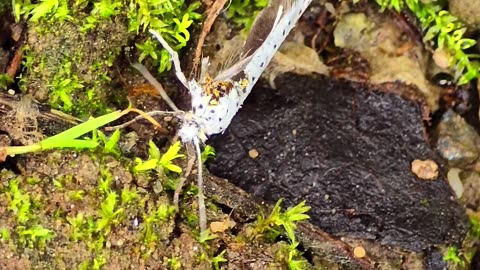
[188,0,312,139]
[243,0,312,99]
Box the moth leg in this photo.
[193,138,208,232]
[173,143,195,209]
[132,63,181,112]
[149,29,189,89]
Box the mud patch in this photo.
[207,73,468,252]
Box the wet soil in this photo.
[208,74,469,253]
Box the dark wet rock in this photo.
[423,247,448,270]
[207,73,468,252]
[436,109,480,168]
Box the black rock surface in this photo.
[207,74,468,252]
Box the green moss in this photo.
[227,0,268,31]
[141,202,176,246]
[443,246,467,268]
[3,178,56,248]
[14,0,201,116]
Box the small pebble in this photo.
[353,246,366,258]
[210,221,229,233]
[411,159,438,180]
[248,149,259,159]
[7,89,15,95]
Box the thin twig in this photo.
[191,0,229,77]
[174,143,196,209]
[104,110,181,131]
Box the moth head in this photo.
[178,112,207,143]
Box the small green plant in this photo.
[201,145,216,163]
[198,229,217,244]
[0,74,14,89]
[6,179,33,224]
[251,199,311,269]
[98,167,114,195]
[254,199,310,241]
[470,216,480,238]
[167,256,182,269]
[140,203,176,247]
[133,140,185,174]
[18,225,56,248]
[66,212,87,241]
[227,0,268,31]
[93,129,121,156]
[120,187,139,205]
[92,255,108,270]
[68,190,85,201]
[95,191,124,234]
[17,0,72,22]
[91,0,122,19]
[127,0,201,73]
[443,246,466,267]
[0,228,11,241]
[374,0,480,84]
[49,60,84,112]
[212,250,228,270]
[286,240,308,270]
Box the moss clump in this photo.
[227,0,268,31]
[15,0,201,117]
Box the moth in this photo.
[134,0,312,231]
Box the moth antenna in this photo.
[194,139,207,232]
[132,63,181,112]
[223,0,233,13]
[149,29,189,89]
[199,57,210,82]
